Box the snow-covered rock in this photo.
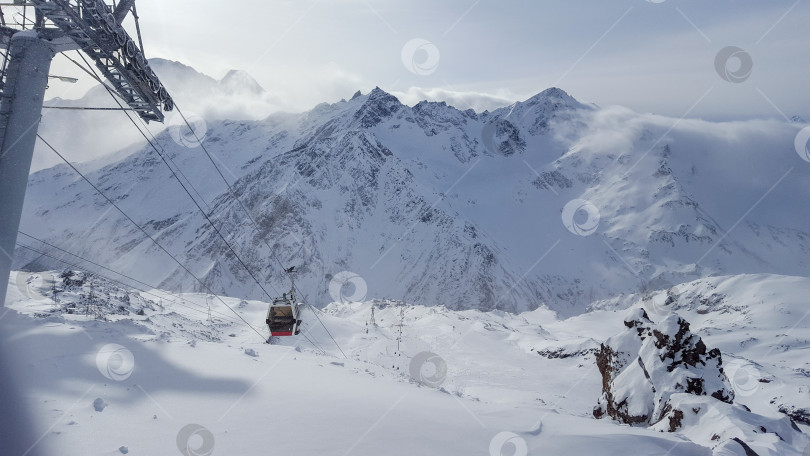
[594,308,733,425]
[652,393,808,456]
[594,308,809,456]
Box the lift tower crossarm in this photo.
[30,0,173,122]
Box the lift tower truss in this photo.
[30,0,173,121]
[0,1,173,306]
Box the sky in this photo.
[43,0,810,121]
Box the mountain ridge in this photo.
[18,71,810,316]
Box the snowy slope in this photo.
[19,77,810,316]
[3,271,809,455]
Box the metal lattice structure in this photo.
[0,0,172,308]
[30,0,173,121]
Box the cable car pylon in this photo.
[0,1,173,307]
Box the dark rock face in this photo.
[536,347,597,360]
[667,409,684,432]
[730,438,761,456]
[532,170,572,191]
[593,308,734,426]
[777,404,810,426]
[354,87,403,128]
[480,119,526,156]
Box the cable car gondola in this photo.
[266,267,302,337]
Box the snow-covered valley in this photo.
[4,271,809,455]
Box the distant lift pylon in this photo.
[266,266,302,337]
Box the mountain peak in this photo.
[524,87,579,107]
[352,87,402,128]
[220,69,265,94]
[148,58,215,86]
[539,87,569,97]
[367,86,397,101]
[148,58,197,73]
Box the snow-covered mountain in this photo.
[18,70,810,316]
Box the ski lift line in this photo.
[70,49,214,222]
[35,134,269,343]
[299,327,327,355]
[24,147,247,326]
[71,53,281,308]
[15,231,239,322]
[305,303,347,358]
[17,243,241,324]
[174,105,349,358]
[67,53,280,308]
[14,242,244,325]
[298,298,348,358]
[301,320,331,355]
[41,106,137,111]
[66,50,217,218]
[65,52,286,345]
[99,83,217,217]
[70,48,341,354]
[173,106,297,274]
[144,136,281,304]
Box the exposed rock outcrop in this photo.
[594,308,809,456]
[594,308,733,424]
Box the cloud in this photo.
[569,105,810,229]
[390,87,516,112]
[33,60,367,172]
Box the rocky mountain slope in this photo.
[17,63,810,315]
